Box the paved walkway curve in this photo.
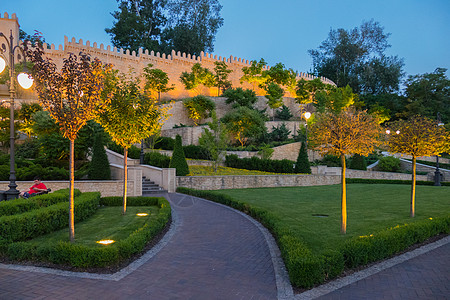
[0,193,292,299]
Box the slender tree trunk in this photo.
[341,154,347,234]
[123,147,128,215]
[122,148,128,215]
[69,139,75,242]
[411,156,416,217]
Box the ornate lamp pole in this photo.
[434,112,445,186]
[0,30,34,200]
[304,111,311,147]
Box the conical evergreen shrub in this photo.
[294,142,311,174]
[349,154,367,170]
[170,135,190,176]
[88,132,111,179]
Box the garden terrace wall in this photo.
[0,181,136,197]
[399,159,450,181]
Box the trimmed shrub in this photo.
[170,135,189,176]
[275,105,293,121]
[154,136,175,150]
[223,87,258,108]
[183,144,210,160]
[349,154,367,170]
[144,151,171,168]
[225,154,295,173]
[378,156,401,172]
[0,192,99,242]
[347,178,450,186]
[88,132,111,180]
[294,142,311,174]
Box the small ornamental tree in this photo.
[213,61,232,96]
[180,63,215,95]
[97,70,170,214]
[264,82,284,120]
[170,134,189,176]
[309,110,382,234]
[88,131,111,180]
[276,105,293,121]
[223,87,258,109]
[387,115,449,217]
[143,64,174,100]
[240,58,268,91]
[25,45,112,242]
[349,154,367,170]
[183,95,216,125]
[221,106,266,147]
[198,111,229,172]
[295,141,311,174]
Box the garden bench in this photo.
[30,188,52,197]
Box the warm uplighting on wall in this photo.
[96,239,115,245]
[136,213,149,217]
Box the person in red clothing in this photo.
[20,176,47,198]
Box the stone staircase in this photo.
[142,176,167,194]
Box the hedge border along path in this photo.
[0,197,178,281]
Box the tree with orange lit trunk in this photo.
[97,70,170,214]
[309,110,382,234]
[25,45,111,242]
[387,115,449,217]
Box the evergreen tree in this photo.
[88,131,111,180]
[170,135,189,176]
[294,142,311,174]
[349,154,367,170]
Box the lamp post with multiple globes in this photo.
[0,30,34,200]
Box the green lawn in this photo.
[212,184,450,253]
[28,206,159,246]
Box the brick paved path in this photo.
[0,193,285,299]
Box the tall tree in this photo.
[240,58,268,91]
[221,106,266,147]
[106,0,167,53]
[198,111,228,172]
[97,70,170,214]
[402,68,450,123]
[180,63,215,94]
[309,19,404,95]
[162,0,224,55]
[387,116,449,217]
[309,110,382,234]
[213,61,232,95]
[25,46,111,242]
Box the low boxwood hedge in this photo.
[347,178,450,186]
[0,192,99,242]
[0,189,82,217]
[176,187,450,288]
[2,196,171,268]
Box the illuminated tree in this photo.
[387,115,449,217]
[97,70,170,214]
[309,110,382,233]
[264,82,284,120]
[221,106,266,147]
[142,64,174,100]
[213,61,232,96]
[180,63,215,95]
[240,58,268,91]
[183,95,215,125]
[25,46,111,242]
[198,111,228,172]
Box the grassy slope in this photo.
[213,184,450,253]
[29,206,159,246]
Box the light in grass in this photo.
[136,213,149,217]
[96,239,115,245]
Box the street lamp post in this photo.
[434,113,445,186]
[0,30,34,200]
[304,111,311,148]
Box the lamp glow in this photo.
[17,72,33,89]
[137,213,148,217]
[0,57,5,74]
[395,130,400,134]
[304,112,311,120]
[386,130,390,134]
[96,239,115,245]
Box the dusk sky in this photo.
[3,0,449,87]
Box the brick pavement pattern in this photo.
[317,242,450,300]
[0,193,278,299]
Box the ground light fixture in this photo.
[96,239,115,245]
[136,213,149,216]
[0,30,34,200]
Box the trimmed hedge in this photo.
[176,187,450,288]
[347,178,450,186]
[225,154,295,174]
[0,189,82,217]
[0,192,99,242]
[4,196,171,268]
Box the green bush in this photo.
[378,156,401,172]
[349,154,367,170]
[223,87,258,108]
[154,136,175,150]
[169,135,189,176]
[100,196,162,206]
[144,151,171,168]
[176,187,450,289]
[0,192,99,242]
[88,132,111,180]
[275,105,293,121]
[294,142,311,174]
[4,197,171,268]
[16,139,40,159]
[225,154,295,173]
[183,144,210,160]
[269,123,291,142]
